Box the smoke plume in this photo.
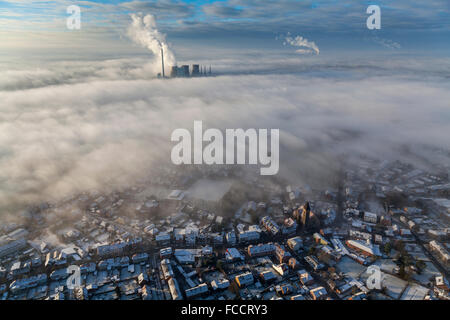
[283,34,320,55]
[127,13,176,75]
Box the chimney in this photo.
[161,48,165,78]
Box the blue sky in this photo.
[0,0,449,59]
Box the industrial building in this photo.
[156,48,212,78]
[162,60,211,78]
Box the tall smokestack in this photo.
[161,48,165,78]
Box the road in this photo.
[393,216,449,279]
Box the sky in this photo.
[0,1,449,218]
[0,0,449,61]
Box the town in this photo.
[0,152,449,301]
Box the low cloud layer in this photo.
[0,56,450,217]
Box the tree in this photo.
[216,259,225,274]
[416,260,426,275]
[398,265,406,279]
[400,253,412,267]
[229,282,241,299]
[386,191,408,208]
[380,286,387,295]
[250,210,260,224]
[383,242,392,256]
[393,240,405,253]
[398,265,412,281]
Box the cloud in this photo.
[121,0,195,19]
[0,58,161,91]
[203,4,243,18]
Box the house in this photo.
[168,278,182,300]
[313,233,329,245]
[273,263,289,276]
[277,284,294,296]
[287,236,303,251]
[261,216,280,236]
[211,279,230,291]
[160,247,173,259]
[305,255,325,271]
[259,270,277,283]
[363,212,378,224]
[346,239,381,257]
[275,244,292,264]
[235,272,254,288]
[247,243,276,257]
[298,269,314,285]
[310,286,328,300]
[225,248,244,262]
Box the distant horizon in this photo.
[1,0,449,63]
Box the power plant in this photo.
[160,48,165,78]
[157,49,212,78]
[163,64,212,78]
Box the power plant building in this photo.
[192,64,200,77]
[166,63,211,78]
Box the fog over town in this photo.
[1,53,450,217]
[0,1,449,302]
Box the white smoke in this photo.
[127,13,176,75]
[372,36,401,50]
[283,34,320,55]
